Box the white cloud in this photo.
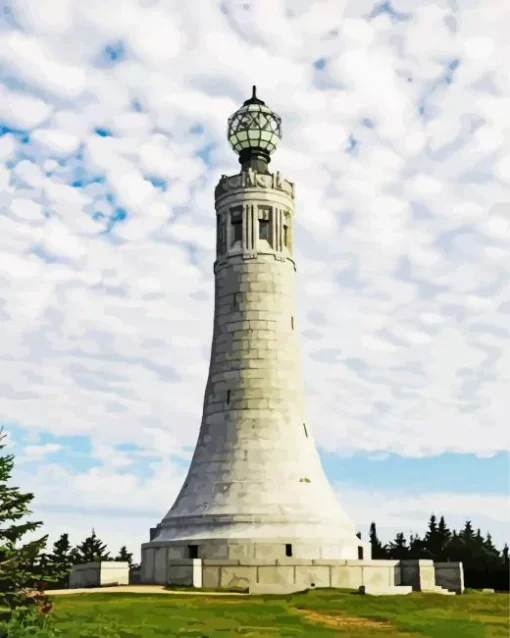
[0,87,51,129]
[31,129,81,156]
[0,0,509,551]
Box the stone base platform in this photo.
[140,548,464,596]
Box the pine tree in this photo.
[369,522,387,558]
[458,520,478,568]
[424,514,439,557]
[408,533,429,559]
[460,520,475,543]
[436,516,451,560]
[388,532,409,559]
[502,544,509,566]
[115,546,133,566]
[47,533,75,588]
[445,530,463,562]
[0,428,52,623]
[482,533,501,568]
[74,529,109,564]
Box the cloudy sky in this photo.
[1,0,509,560]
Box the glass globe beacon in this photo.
[227,86,282,168]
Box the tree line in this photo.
[366,516,509,591]
[35,530,135,589]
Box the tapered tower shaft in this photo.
[142,91,362,582]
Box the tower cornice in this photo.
[215,168,295,203]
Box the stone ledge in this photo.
[345,560,399,567]
[359,585,412,596]
[202,559,241,566]
[238,559,278,566]
[249,583,304,595]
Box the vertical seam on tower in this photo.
[251,204,256,252]
[279,208,284,252]
[243,203,248,251]
[275,207,279,252]
[271,205,276,249]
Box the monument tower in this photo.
[141,88,366,586]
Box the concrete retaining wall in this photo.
[435,562,465,594]
[69,562,129,589]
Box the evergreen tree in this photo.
[460,520,475,543]
[115,546,133,566]
[408,533,429,559]
[424,514,440,557]
[0,428,53,624]
[388,532,409,559]
[436,516,451,560]
[445,530,464,562]
[369,522,387,558]
[370,515,508,590]
[74,529,109,564]
[502,544,509,567]
[47,533,75,588]
[459,520,482,568]
[482,533,501,568]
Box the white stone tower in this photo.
[141,88,365,585]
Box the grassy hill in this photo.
[49,588,509,637]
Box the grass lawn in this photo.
[50,588,509,638]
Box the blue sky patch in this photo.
[94,127,112,138]
[101,41,126,65]
[321,451,510,495]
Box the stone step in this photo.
[249,583,304,595]
[358,585,413,596]
[422,586,456,595]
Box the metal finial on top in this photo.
[243,85,265,106]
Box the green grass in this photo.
[49,589,510,638]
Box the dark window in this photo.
[226,390,231,405]
[188,545,199,559]
[233,293,238,307]
[283,225,289,247]
[217,216,226,255]
[259,218,269,241]
[291,316,294,330]
[231,219,242,245]
[303,423,308,438]
[285,544,293,557]
[358,546,364,560]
